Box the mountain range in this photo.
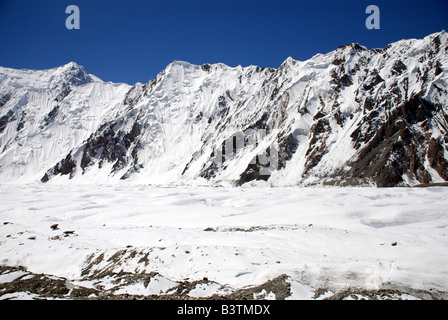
[0,30,447,187]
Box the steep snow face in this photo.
[1,31,448,186]
[0,63,131,183]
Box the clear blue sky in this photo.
[0,0,447,84]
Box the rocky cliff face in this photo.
[0,31,447,186]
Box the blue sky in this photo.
[0,0,447,84]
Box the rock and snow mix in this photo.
[0,31,447,187]
[0,31,448,300]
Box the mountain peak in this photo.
[279,56,299,69]
[169,60,194,67]
[57,61,92,86]
[337,42,368,53]
[63,61,81,68]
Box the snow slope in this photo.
[0,62,130,183]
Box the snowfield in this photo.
[1,183,447,300]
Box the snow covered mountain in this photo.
[1,31,447,186]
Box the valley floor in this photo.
[0,184,447,300]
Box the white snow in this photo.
[0,184,447,298]
[188,282,223,298]
[113,274,178,296]
[0,270,28,284]
[0,292,42,300]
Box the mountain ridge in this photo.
[1,30,447,187]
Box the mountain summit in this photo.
[0,31,447,186]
